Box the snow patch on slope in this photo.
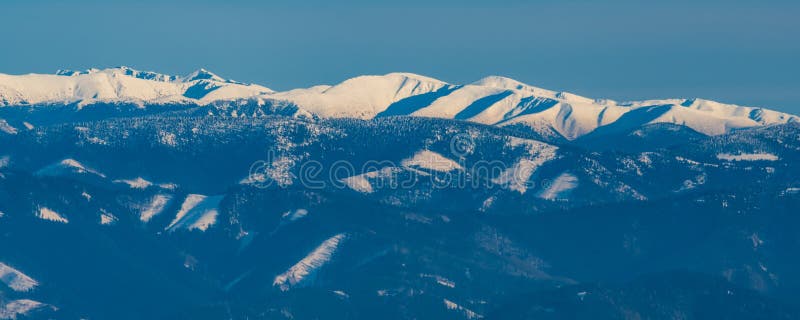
[341,167,402,194]
[0,299,51,320]
[166,194,223,232]
[537,173,579,200]
[113,177,153,189]
[36,207,68,224]
[717,152,779,162]
[0,120,17,135]
[274,233,346,291]
[493,141,558,193]
[420,273,456,288]
[270,209,312,235]
[35,159,105,178]
[282,209,309,222]
[402,150,463,172]
[0,263,38,292]
[443,298,483,319]
[100,210,118,225]
[139,194,172,222]
[342,174,374,194]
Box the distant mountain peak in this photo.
[473,75,541,92]
[472,75,595,104]
[380,72,449,84]
[183,68,226,82]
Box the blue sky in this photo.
[1,0,799,113]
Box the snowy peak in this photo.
[269,72,451,118]
[183,68,226,83]
[116,66,179,82]
[472,76,595,104]
[473,76,558,98]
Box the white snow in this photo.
[166,194,223,232]
[443,298,483,319]
[402,150,463,172]
[341,167,402,194]
[342,174,374,193]
[2,69,796,139]
[242,156,296,187]
[270,209,311,234]
[274,233,346,291]
[412,84,507,119]
[113,177,153,189]
[420,274,456,288]
[158,131,177,146]
[139,194,171,223]
[480,196,496,212]
[0,120,16,135]
[0,299,49,320]
[717,152,779,162]
[0,66,272,107]
[36,207,68,224]
[537,173,579,200]
[158,183,178,190]
[473,76,562,100]
[493,143,558,193]
[100,210,117,225]
[281,209,309,222]
[268,73,449,118]
[35,159,105,178]
[0,263,38,292]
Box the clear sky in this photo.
[1,0,799,113]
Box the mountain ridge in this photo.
[0,67,797,140]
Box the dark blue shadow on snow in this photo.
[183,82,220,100]
[454,90,514,120]
[506,96,560,119]
[583,104,675,136]
[376,85,461,117]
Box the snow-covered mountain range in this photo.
[1,67,796,140]
[2,66,800,319]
